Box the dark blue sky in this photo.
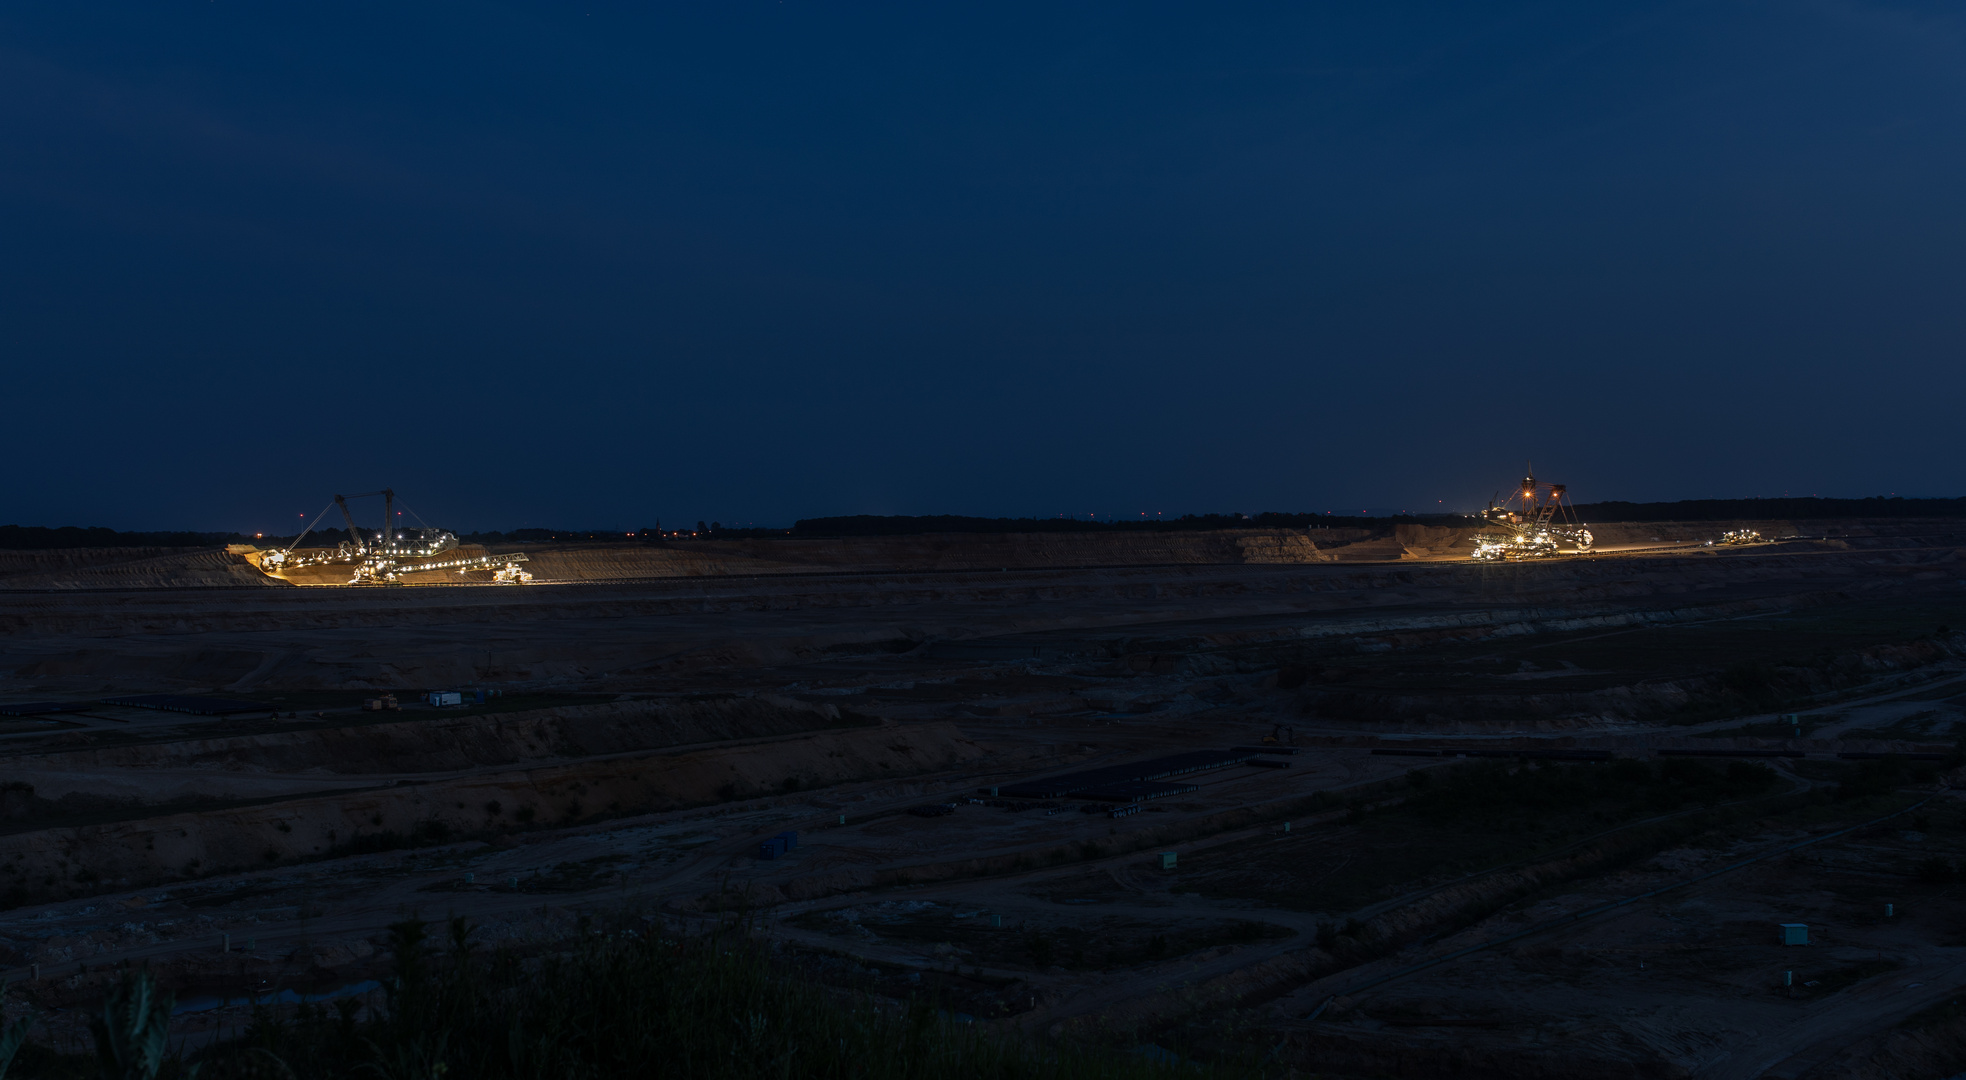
[4,2,1962,533]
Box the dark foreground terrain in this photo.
[0,519,1962,1077]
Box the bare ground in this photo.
[0,524,1962,1073]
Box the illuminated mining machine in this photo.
[1469,469,1594,561]
[252,489,531,585]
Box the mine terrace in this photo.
[0,510,1962,1079]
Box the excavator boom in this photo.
[333,495,364,552]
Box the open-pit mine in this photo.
[1,511,1963,1078]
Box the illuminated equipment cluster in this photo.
[257,489,531,586]
[1718,529,1763,545]
[1469,469,1594,562]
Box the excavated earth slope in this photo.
[514,518,1888,580]
[3,696,861,798]
[0,522,1959,1078]
[0,719,985,906]
[0,548,277,590]
[0,517,1944,591]
[0,521,1954,695]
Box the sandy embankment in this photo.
[2,517,1948,592]
[0,548,277,590]
[0,719,987,905]
[5,697,865,803]
[515,518,1931,580]
[518,529,1352,580]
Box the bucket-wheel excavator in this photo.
[1469,468,1594,561]
[253,489,531,585]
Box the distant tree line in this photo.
[783,512,1460,537]
[460,526,797,542]
[1569,495,1966,522]
[458,528,670,544]
[790,497,1966,536]
[7,495,1961,549]
[0,525,247,550]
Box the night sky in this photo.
[4,3,1963,533]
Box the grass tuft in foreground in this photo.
[11,917,1243,1080]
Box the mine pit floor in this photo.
[0,532,1962,1075]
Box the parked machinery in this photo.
[1470,468,1594,561]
